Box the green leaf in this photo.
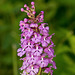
[56,44,70,54]
[68,35,75,54]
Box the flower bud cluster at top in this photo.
[17,2,57,75]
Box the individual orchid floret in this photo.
[24,18,28,22]
[44,66,53,75]
[17,48,26,57]
[31,33,41,43]
[37,57,49,68]
[17,1,56,75]
[28,55,39,65]
[25,41,34,52]
[26,65,39,75]
[41,36,51,47]
[45,48,54,57]
[31,44,43,56]
[30,23,38,28]
[24,28,33,37]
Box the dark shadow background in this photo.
[0,0,75,75]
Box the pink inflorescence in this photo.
[17,1,57,75]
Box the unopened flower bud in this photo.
[32,11,36,14]
[31,2,35,5]
[24,4,27,7]
[21,8,24,12]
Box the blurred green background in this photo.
[0,0,75,75]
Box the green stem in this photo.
[48,72,50,75]
[37,67,42,75]
[12,44,18,75]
